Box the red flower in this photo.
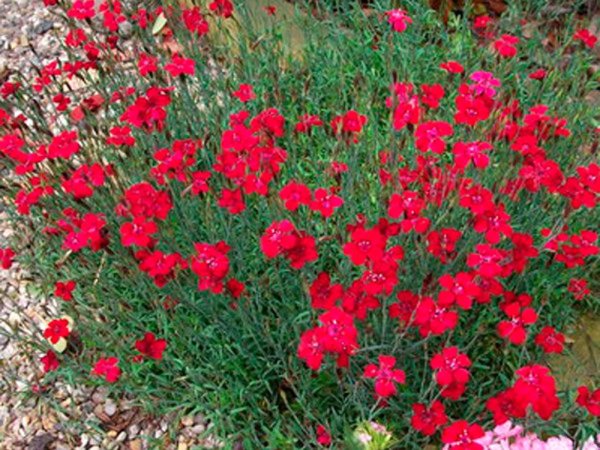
[576,386,600,416]
[486,387,527,425]
[54,280,76,301]
[389,290,420,326]
[135,332,167,360]
[189,171,212,195]
[343,225,387,266]
[285,233,318,269]
[120,217,158,247]
[120,87,171,131]
[509,232,539,273]
[43,319,70,344]
[279,181,311,211]
[298,327,326,370]
[209,0,234,18]
[529,68,547,80]
[165,55,195,77]
[137,250,185,287]
[438,272,480,310]
[411,400,447,436]
[298,307,358,370]
[309,188,344,218]
[264,5,277,15]
[414,297,458,337]
[0,247,15,269]
[473,204,513,244]
[389,83,421,131]
[218,188,246,214]
[452,141,492,170]
[331,110,367,138]
[261,220,299,258]
[67,0,95,20]
[316,424,331,446]
[190,242,230,294]
[440,61,464,74]
[295,114,323,133]
[459,183,495,215]
[341,280,380,320]
[107,126,135,147]
[493,34,519,58]
[473,15,492,30]
[310,272,343,310]
[40,350,59,373]
[233,84,256,103]
[52,93,71,112]
[497,293,538,345]
[388,191,430,233]
[183,7,209,36]
[568,278,590,301]
[92,357,121,383]
[574,29,597,49]
[117,182,173,220]
[454,95,490,127]
[48,130,80,159]
[138,53,158,77]
[386,9,412,33]
[441,420,484,450]
[466,244,507,279]
[62,163,108,199]
[513,364,560,420]
[426,228,462,263]
[360,250,402,296]
[151,138,201,184]
[431,347,471,400]
[61,212,107,253]
[226,278,245,298]
[420,83,445,109]
[534,326,565,354]
[415,121,454,154]
[364,355,406,398]
[0,81,21,98]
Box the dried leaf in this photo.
[152,13,167,36]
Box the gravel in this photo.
[0,1,223,448]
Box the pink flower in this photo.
[386,9,412,33]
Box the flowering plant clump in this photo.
[0,0,599,448]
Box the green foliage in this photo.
[1,1,599,448]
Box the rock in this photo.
[33,20,53,35]
[128,424,140,436]
[28,433,55,450]
[160,419,168,431]
[79,434,89,447]
[104,400,117,417]
[107,430,118,439]
[41,414,57,431]
[190,424,206,435]
[177,443,188,450]
[181,416,194,427]
[116,431,127,443]
[129,439,143,450]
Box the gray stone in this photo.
[104,400,117,417]
[33,20,54,35]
